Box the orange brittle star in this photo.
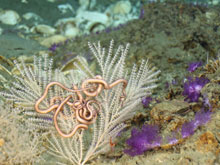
[35,75,127,138]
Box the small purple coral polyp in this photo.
[49,43,60,52]
[183,77,209,102]
[142,96,152,108]
[188,61,202,72]
[124,125,162,156]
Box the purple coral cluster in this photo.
[167,108,212,144]
[125,61,213,157]
[124,108,212,156]
[182,77,209,102]
[124,125,162,156]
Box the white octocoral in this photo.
[47,40,160,164]
[0,40,160,165]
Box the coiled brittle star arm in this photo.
[35,82,76,114]
[82,75,127,99]
[34,76,127,138]
[53,95,89,138]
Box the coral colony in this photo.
[125,61,212,156]
[141,96,152,108]
[182,77,209,102]
[183,61,209,102]
[124,125,161,156]
[181,108,212,138]
[125,96,212,157]
[1,40,160,164]
[49,43,60,52]
[187,61,202,73]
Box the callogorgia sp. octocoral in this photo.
[46,40,160,164]
[1,40,160,165]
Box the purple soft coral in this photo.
[181,120,195,138]
[183,77,209,102]
[193,108,212,127]
[49,43,60,52]
[142,96,152,108]
[187,61,202,72]
[124,125,162,156]
[181,108,212,138]
[124,108,212,156]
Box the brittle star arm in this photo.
[76,100,101,125]
[35,82,76,114]
[34,76,128,138]
[82,75,128,97]
[53,95,88,138]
